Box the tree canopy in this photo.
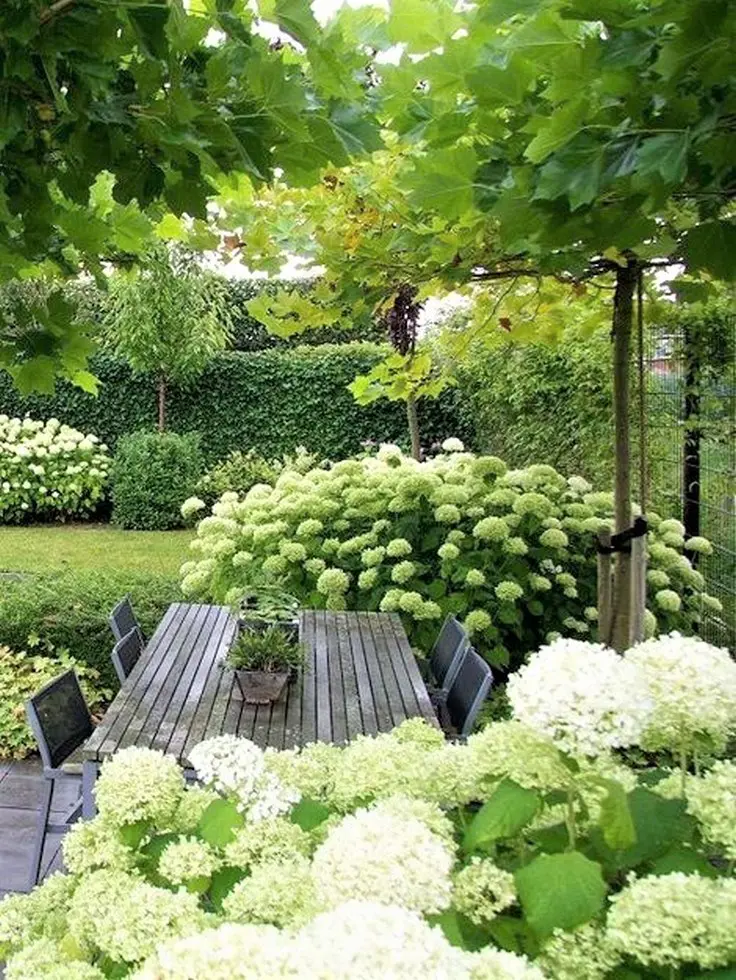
[0,0,380,388]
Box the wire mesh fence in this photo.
[644,319,736,651]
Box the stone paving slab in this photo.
[0,758,76,895]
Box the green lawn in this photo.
[0,523,191,576]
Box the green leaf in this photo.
[590,788,694,872]
[290,798,332,831]
[406,146,478,219]
[524,98,588,164]
[682,221,736,280]
[514,852,607,938]
[636,132,690,184]
[128,1,170,59]
[428,910,490,951]
[597,779,636,851]
[387,0,460,52]
[119,820,150,848]
[649,844,720,878]
[198,798,244,847]
[463,778,540,852]
[209,866,249,909]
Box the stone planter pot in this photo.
[234,668,290,705]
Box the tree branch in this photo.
[40,0,76,25]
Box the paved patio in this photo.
[0,757,79,897]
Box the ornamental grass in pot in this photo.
[226,625,305,705]
[238,586,300,644]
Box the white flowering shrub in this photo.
[3,642,736,980]
[0,415,110,522]
[181,444,712,668]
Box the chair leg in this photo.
[82,760,98,819]
[28,778,53,891]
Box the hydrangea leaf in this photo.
[514,851,607,937]
[463,778,540,853]
[209,866,249,910]
[429,909,489,952]
[198,798,244,847]
[119,819,150,849]
[290,798,332,831]
[596,778,636,851]
[589,788,694,872]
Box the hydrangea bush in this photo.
[180,442,715,668]
[0,415,110,523]
[2,633,735,979]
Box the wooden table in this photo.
[81,604,438,815]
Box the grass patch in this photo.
[0,523,191,576]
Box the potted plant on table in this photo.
[238,586,300,643]
[225,625,305,704]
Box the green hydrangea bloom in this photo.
[465,569,486,587]
[361,546,386,567]
[465,609,492,635]
[386,538,412,557]
[539,528,569,549]
[473,516,509,542]
[304,557,326,576]
[655,589,682,612]
[496,581,523,603]
[438,542,460,561]
[391,560,416,584]
[503,536,528,556]
[358,568,379,590]
[316,568,350,595]
[434,504,462,524]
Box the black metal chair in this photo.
[428,614,469,698]
[110,627,144,685]
[25,670,94,889]
[444,647,493,738]
[109,595,145,646]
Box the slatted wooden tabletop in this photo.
[82,604,438,766]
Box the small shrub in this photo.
[0,570,181,686]
[0,415,110,523]
[0,641,111,760]
[196,447,320,506]
[112,430,202,530]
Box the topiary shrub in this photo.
[0,569,181,686]
[181,443,716,673]
[112,430,202,530]
[0,415,110,523]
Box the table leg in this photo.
[82,760,98,819]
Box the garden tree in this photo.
[235,0,736,652]
[103,248,232,431]
[0,0,380,391]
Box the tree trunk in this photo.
[158,375,166,433]
[407,396,421,461]
[610,261,637,653]
[682,324,701,557]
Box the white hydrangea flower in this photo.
[685,760,736,859]
[5,939,106,980]
[188,735,300,820]
[452,858,517,925]
[442,437,465,453]
[469,946,546,980]
[507,639,652,757]
[157,835,220,887]
[95,747,185,829]
[624,632,736,755]
[223,857,318,927]
[180,496,206,520]
[312,807,454,914]
[294,901,470,979]
[606,873,736,970]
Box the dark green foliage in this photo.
[112,431,203,530]
[0,570,180,686]
[0,345,468,464]
[455,336,614,486]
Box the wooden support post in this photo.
[597,529,613,646]
[630,531,647,645]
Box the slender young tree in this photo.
[104,248,232,432]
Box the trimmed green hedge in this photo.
[0,570,181,687]
[0,344,469,463]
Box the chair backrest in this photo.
[446,647,493,737]
[429,614,469,693]
[109,595,143,644]
[26,670,93,771]
[111,628,144,685]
